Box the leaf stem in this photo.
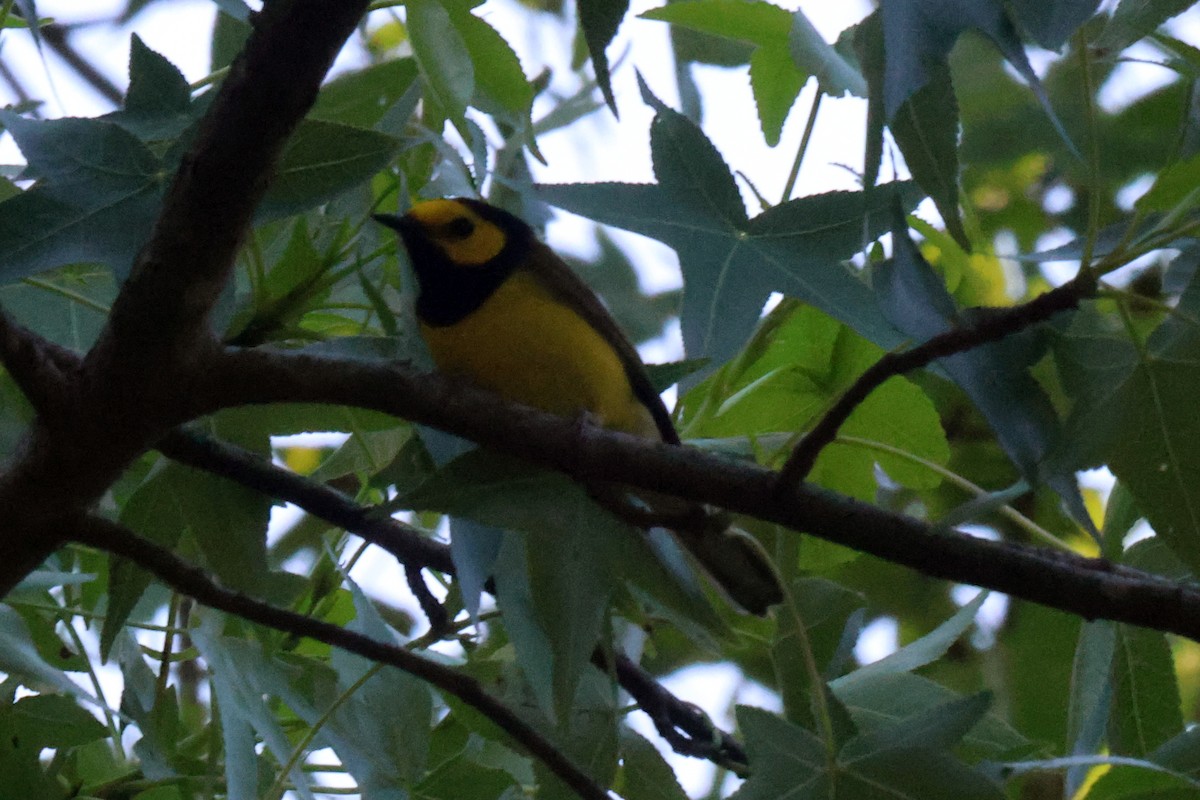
[1076,32,1102,273]
[21,276,112,313]
[781,91,822,204]
[838,435,1073,550]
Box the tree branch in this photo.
[0,307,76,415]
[157,427,455,574]
[157,426,747,768]
[74,516,613,800]
[603,651,749,773]
[207,346,1200,643]
[42,23,123,106]
[0,0,372,598]
[776,271,1097,487]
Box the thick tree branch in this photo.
[207,347,1200,642]
[87,0,368,366]
[73,516,612,800]
[0,0,370,598]
[777,271,1097,487]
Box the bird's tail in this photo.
[670,508,783,616]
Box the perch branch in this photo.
[205,346,1200,643]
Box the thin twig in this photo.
[603,651,749,773]
[157,428,454,574]
[775,270,1098,489]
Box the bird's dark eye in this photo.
[445,216,475,239]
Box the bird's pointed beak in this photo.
[371,212,406,231]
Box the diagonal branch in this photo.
[157,428,455,574]
[157,426,747,769]
[0,0,373,598]
[86,0,371,368]
[205,346,1200,643]
[74,516,613,800]
[776,270,1097,488]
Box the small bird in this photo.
[374,198,782,615]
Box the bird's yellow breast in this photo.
[419,271,659,438]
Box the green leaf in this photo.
[210,10,251,72]
[841,692,993,759]
[736,699,1005,800]
[408,452,615,720]
[833,592,987,693]
[833,673,1030,762]
[125,34,190,116]
[683,304,947,499]
[258,120,400,219]
[1066,621,1116,797]
[112,632,184,779]
[0,606,96,702]
[10,694,107,748]
[618,730,689,800]
[879,0,1076,154]
[1007,0,1101,49]
[772,577,864,725]
[540,87,912,375]
[1071,757,1200,799]
[309,425,415,483]
[1098,0,1195,52]
[1110,624,1183,757]
[641,0,791,46]
[311,59,420,129]
[448,518,503,619]
[189,626,312,799]
[1134,151,1200,215]
[409,449,729,714]
[527,668,620,800]
[0,112,164,280]
[748,44,804,147]
[442,0,533,118]
[732,706,829,799]
[414,755,517,800]
[577,0,628,112]
[107,464,271,656]
[1053,289,1200,573]
[329,581,433,787]
[408,0,474,130]
[0,265,116,352]
[789,10,866,97]
[889,64,970,250]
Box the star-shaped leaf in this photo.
[876,210,1094,534]
[539,79,913,374]
[878,0,1077,155]
[732,702,1005,800]
[0,111,166,282]
[1053,275,1200,574]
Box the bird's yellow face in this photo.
[405,199,507,267]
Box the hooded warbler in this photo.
[374,198,782,615]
